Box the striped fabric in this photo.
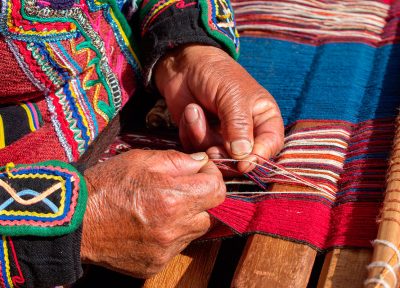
[207,0,400,248]
[233,0,398,45]
[102,0,400,249]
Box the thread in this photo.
[365,240,400,288]
[212,154,332,196]
[367,261,398,288]
[373,240,400,263]
[364,278,390,288]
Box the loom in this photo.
[96,0,400,286]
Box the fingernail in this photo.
[231,139,252,157]
[190,152,207,161]
[184,106,199,124]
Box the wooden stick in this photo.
[366,114,400,288]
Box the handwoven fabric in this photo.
[102,0,400,250]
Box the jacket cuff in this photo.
[0,228,83,287]
[0,161,87,287]
[137,0,239,85]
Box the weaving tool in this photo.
[366,114,400,288]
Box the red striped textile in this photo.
[101,118,395,249]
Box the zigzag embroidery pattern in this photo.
[69,38,111,122]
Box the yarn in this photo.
[365,240,400,288]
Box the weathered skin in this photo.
[81,150,225,277]
[80,45,284,277]
[156,45,284,172]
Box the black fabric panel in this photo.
[0,177,60,214]
[0,105,31,146]
[135,5,221,83]
[10,226,83,288]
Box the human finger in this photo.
[175,161,226,213]
[146,150,210,176]
[179,103,223,152]
[253,97,284,156]
[232,97,283,172]
[206,146,241,177]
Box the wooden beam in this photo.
[232,234,317,288]
[317,248,371,288]
[143,240,221,288]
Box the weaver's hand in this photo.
[80,149,225,278]
[155,45,284,172]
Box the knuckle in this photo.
[214,178,226,204]
[164,150,186,170]
[153,229,176,248]
[208,174,226,205]
[159,194,180,218]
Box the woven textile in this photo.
[102,0,400,250]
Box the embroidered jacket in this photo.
[0,0,238,286]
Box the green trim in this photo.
[139,0,160,20]
[198,0,239,60]
[0,161,88,237]
[103,0,133,40]
[96,0,142,62]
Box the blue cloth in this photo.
[239,37,400,124]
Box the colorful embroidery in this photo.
[0,236,24,288]
[0,161,87,236]
[138,0,239,58]
[140,0,185,36]
[1,0,139,162]
[199,0,239,58]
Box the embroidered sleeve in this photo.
[134,0,240,84]
[0,161,87,287]
[0,161,87,237]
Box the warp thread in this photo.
[212,154,332,196]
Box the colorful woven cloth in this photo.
[102,0,400,250]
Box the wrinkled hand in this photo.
[80,149,225,277]
[155,45,284,172]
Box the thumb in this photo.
[149,150,210,176]
[219,100,254,160]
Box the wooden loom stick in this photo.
[143,240,221,288]
[232,234,317,288]
[318,248,371,288]
[366,114,400,288]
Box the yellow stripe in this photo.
[0,115,5,148]
[20,104,36,132]
[110,10,142,69]
[3,236,14,288]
